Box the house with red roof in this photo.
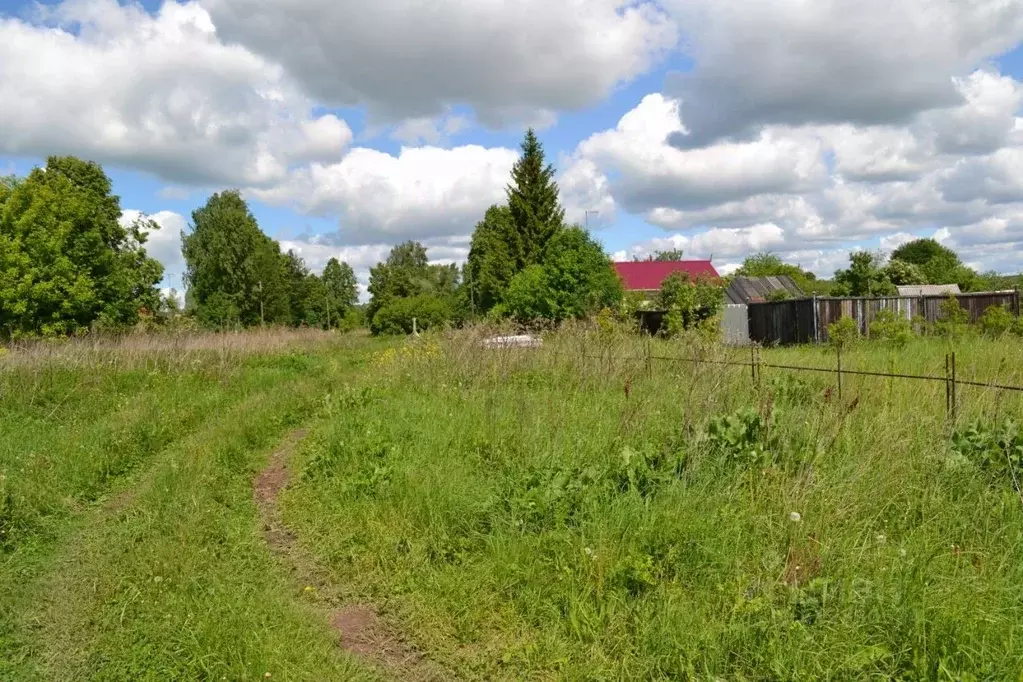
[613,260,720,297]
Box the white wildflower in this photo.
[789,512,802,523]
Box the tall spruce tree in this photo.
[506,128,565,269]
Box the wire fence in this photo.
[632,345,1023,420]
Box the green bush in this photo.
[980,305,1015,338]
[934,295,970,338]
[370,294,452,335]
[827,316,859,349]
[663,309,685,339]
[656,273,724,338]
[496,228,623,323]
[495,265,553,322]
[196,291,242,330]
[869,309,913,347]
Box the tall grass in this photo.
[4,325,1023,679]
[282,327,1023,679]
[0,329,383,681]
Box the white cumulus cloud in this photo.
[0,0,351,186]
[662,0,1023,147]
[201,0,678,126]
[252,144,519,243]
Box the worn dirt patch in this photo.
[253,428,306,553]
[330,605,433,674]
[254,428,451,681]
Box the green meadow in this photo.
[3,328,1023,680]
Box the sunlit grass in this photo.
[283,327,1023,679]
[3,324,1023,679]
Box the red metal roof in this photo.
[613,260,720,291]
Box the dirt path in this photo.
[254,428,452,681]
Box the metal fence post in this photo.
[945,354,951,417]
[645,336,652,378]
[750,344,757,386]
[951,351,958,421]
[836,344,843,400]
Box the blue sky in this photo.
[3,0,1023,296]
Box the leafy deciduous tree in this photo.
[883,259,928,286]
[498,227,622,323]
[832,252,896,296]
[890,239,980,290]
[367,241,461,334]
[0,157,163,338]
[890,239,958,267]
[656,272,725,334]
[633,249,686,262]
[321,257,358,328]
[183,190,289,327]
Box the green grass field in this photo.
[3,328,1023,680]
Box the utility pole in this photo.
[258,281,264,327]
[585,210,599,231]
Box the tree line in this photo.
[733,241,1017,299]
[0,133,624,340]
[0,157,359,340]
[182,190,359,330]
[362,129,624,334]
[3,147,1017,341]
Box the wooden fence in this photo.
[747,291,1021,345]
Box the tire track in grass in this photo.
[14,371,373,681]
[254,428,454,681]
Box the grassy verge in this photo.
[1,333,383,681]
[281,332,1023,679]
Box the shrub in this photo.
[541,227,624,319]
[370,294,452,335]
[980,305,1014,338]
[196,291,241,330]
[934,295,970,338]
[496,228,623,323]
[656,273,724,338]
[827,316,859,349]
[869,309,913,347]
[663,309,685,339]
[496,265,552,323]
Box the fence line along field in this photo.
[3,326,1023,680]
